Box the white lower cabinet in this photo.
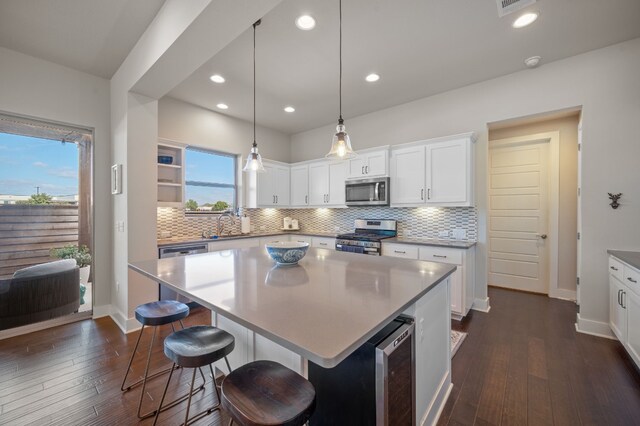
[609,254,640,368]
[312,237,335,250]
[208,238,260,252]
[382,242,475,319]
[259,235,290,247]
[214,314,303,375]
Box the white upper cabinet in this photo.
[390,145,426,205]
[308,162,329,206]
[290,164,309,207]
[390,133,475,207]
[257,161,290,207]
[306,160,347,207]
[347,149,389,179]
[426,138,471,205]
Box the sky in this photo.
[0,132,79,197]
[184,148,236,207]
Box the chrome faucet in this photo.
[217,212,236,236]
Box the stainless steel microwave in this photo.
[345,177,390,206]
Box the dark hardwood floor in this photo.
[1,287,640,425]
[439,286,640,426]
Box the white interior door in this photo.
[488,139,550,294]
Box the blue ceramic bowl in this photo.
[158,155,174,165]
[265,242,309,266]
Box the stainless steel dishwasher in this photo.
[158,243,208,305]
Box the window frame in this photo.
[184,146,238,215]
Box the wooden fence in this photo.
[0,205,78,278]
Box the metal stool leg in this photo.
[121,323,181,394]
[120,324,144,391]
[137,324,157,418]
[153,362,176,426]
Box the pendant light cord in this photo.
[339,0,343,122]
[253,21,258,147]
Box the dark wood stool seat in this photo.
[221,360,316,426]
[164,325,235,368]
[134,300,189,326]
[121,300,191,419]
[153,325,235,426]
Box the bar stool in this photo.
[221,360,316,426]
[153,325,235,426]
[121,300,193,419]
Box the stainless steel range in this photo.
[335,219,397,256]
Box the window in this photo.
[184,147,237,213]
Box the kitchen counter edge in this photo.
[157,231,339,248]
[608,250,640,271]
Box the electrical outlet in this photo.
[160,231,171,239]
[452,228,466,239]
[438,230,449,238]
[404,230,412,237]
[334,226,340,232]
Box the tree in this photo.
[213,201,229,212]
[185,199,198,211]
[17,193,53,205]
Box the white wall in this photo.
[291,38,640,334]
[159,97,291,162]
[0,46,112,313]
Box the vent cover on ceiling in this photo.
[496,0,537,17]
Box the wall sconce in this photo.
[608,192,622,209]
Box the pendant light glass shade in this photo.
[325,118,356,159]
[243,142,266,172]
[326,0,356,160]
[243,20,266,173]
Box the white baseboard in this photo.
[109,307,141,334]
[472,297,491,313]
[575,314,615,340]
[549,288,577,301]
[420,370,452,426]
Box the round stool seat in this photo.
[134,300,189,326]
[164,325,235,368]
[221,360,316,426]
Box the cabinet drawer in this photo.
[260,236,291,246]
[609,257,624,281]
[419,247,462,265]
[382,243,419,259]
[624,265,640,296]
[290,235,312,244]
[312,237,335,249]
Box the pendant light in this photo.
[326,0,356,160]
[243,20,266,173]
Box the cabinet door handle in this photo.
[394,250,406,254]
[365,166,369,174]
[305,195,308,204]
[618,289,623,306]
[421,189,424,200]
[428,188,431,200]
[319,242,327,246]
[362,166,365,175]
[622,291,626,309]
[433,254,447,258]
[628,277,638,284]
[610,266,619,271]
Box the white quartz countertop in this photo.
[129,247,455,367]
[608,250,640,270]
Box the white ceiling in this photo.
[0,0,165,79]
[168,0,640,135]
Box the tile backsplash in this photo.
[157,206,477,241]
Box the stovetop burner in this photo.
[336,232,393,242]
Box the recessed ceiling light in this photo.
[513,12,538,28]
[365,73,380,82]
[216,103,229,110]
[284,106,296,113]
[209,74,225,83]
[524,56,541,68]
[295,15,316,30]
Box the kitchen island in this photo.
[129,246,455,425]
